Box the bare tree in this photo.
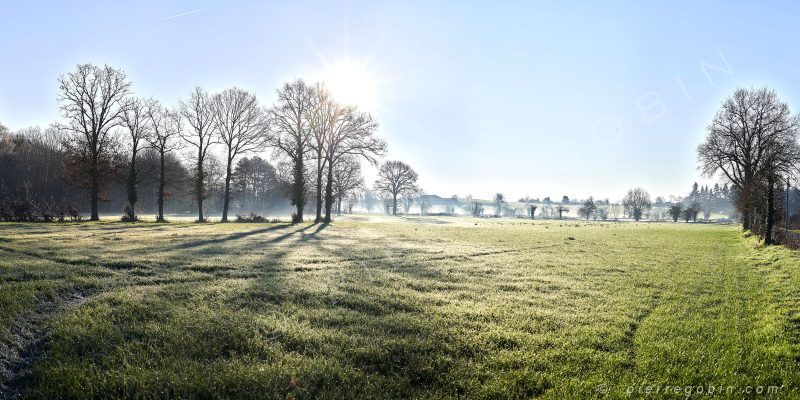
[180,87,217,222]
[331,155,364,215]
[322,106,385,222]
[211,87,269,222]
[623,187,652,221]
[401,185,422,215]
[578,197,597,220]
[268,80,313,223]
[57,64,131,220]
[307,84,335,222]
[145,99,183,222]
[555,205,569,219]
[493,193,505,217]
[698,87,800,232]
[419,190,431,215]
[669,203,682,222]
[374,160,418,215]
[120,97,150,221]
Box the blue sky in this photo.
[2,1,799,201]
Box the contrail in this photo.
[157,8,207,21]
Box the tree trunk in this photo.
[742,208,751,231]
[315,158,323,223]
[392,194,398,215]
[157,151,166,222]
[126,148,138,220]
[221,155,232,223]
[337,197,342,216]
[323,161,334,223]
[90,157,99,221]
[292,156,305,223]
[766,175,775,245]
[90,172,99,221]
[196,156,204,222]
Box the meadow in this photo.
[1,216,800,398]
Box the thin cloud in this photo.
[157,8,207,21]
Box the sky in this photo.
[2,1,800,201]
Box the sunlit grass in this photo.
[1,217,799,398]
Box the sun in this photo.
[322,58,378,110]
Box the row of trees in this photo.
[5,63,418,223]
[0,125,292,222]
[2,64,426,223]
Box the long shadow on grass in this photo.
[173,224,293,250]
[228,223,510,397]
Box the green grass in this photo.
[1,217,799,398]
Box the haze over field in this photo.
[3,1,800,200]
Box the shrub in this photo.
[0,185,81,223]
[235,213,267,223]
[121,205,138,222]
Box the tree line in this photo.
[0,63,423,223]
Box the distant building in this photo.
[418,194,460,207]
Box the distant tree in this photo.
[561,195,570,204]
[668,203,682,222]
[199,153,226,213]
[419,192,431,215]
[503,205,517,218]
[401,186,421,215]
[596,206,609,220]
[363,190,378,214]
[180,87,218,222]
[688,182,700,203]
[462,195,483,217]
[609,204,622,220]
[57,63,131,220]
[378,192,392,214]
[578,197,597,220]
[689,201,701,222]
[268,80,314,223]
[374,160,418,215]
[650,207,662,221]
[120,97,150,221]
[555,205,569,219]
[623,188,652,221]
[529,204,537,220]
[331,155,364,215]
[145,100,183,222]
[211,87,269,222]
[682,201,701,223]
[231,156,280,212]
[494,193,505,217]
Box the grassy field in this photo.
[1,216,800,398]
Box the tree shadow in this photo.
[300,223,329,241]
[174,224,293,250]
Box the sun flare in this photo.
[322,58,378,110]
